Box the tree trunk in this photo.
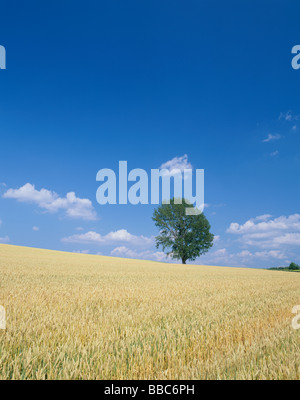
[182,258,186,264]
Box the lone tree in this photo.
[288,262,300,271]
[152,198,214,264]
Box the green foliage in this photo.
[152,198,214,264]
[288,262,300,270]
[269,262,300,272]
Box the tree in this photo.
[152,198,214,264]
[288,262,300,270]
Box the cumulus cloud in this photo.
[158,154,203,207]
[3,183,97,220]
[273,233,300,246]
[253,250,286,259]
[227,214,300,249]
[262,133,281,143]
[160,154,192,177]
[63,231,102,243]
[197,246,288,269]
[0,236,9,243]
[160,154,192,171]
[213,235,220,243]
[254,214,272,222]
[110,246,169,262]
[214,248,227,256]
[227,214,300,234]
[62,229,153,248]
[232,250,285,260]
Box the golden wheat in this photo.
[0,244,299,379]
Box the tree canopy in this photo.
[152,198,214,264]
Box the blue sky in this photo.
[1,0,300,268]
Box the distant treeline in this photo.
[269,262,300,272]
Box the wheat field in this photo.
[0,244,299,380]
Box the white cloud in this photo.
[198,246,288,269]
[270,150,279,157]
[73,249,90,254]
[214,248,227,256]
[262,133,281,143]
[279,111,299,122]
[254,214,272,222]
[253,250,286,260]
[63,231,102,243]
[273,233,300,246]
[62,229,153,248]
[105,229,138,241]
[32,226,39,231]
[110,246,169,262]
[0,236,9,243]
[227,214,300,249]
[227,214,300,234]
[213,235,220,243]
[3,183,97,220]
[236,250,252,258]
[160,154,192,176]
[234,249,285,260]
